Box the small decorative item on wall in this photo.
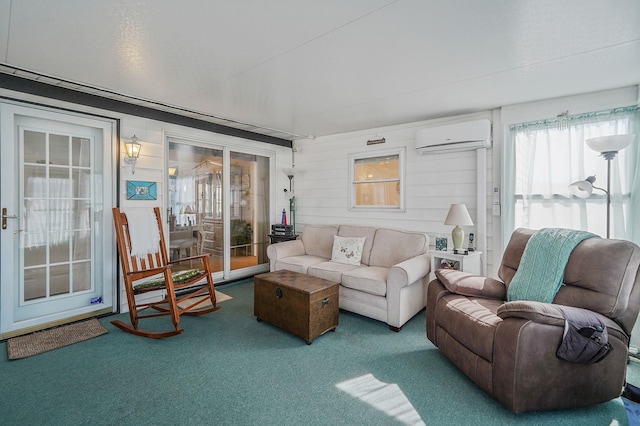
[127,180,157,200]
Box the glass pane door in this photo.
[168,141,270,277]
[168,143,224,273]
[1,105,115,338]
[22,130,94,303]
[229,151,270,270]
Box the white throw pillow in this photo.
[331,236,366,265]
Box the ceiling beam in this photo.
[0,73,293,147]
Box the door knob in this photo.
[2,208,18,230]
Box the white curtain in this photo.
[506,106,639,244]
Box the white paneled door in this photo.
[0,103,116,339]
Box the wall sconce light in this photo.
[168,167,178,177]
[124,135,142,174]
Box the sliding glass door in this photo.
[167,138,270,279]
[229,151,270,270]
[168,143,223,273]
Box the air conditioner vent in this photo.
[415,119,491,154]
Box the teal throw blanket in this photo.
[507,228,597,303]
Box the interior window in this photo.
[349,148,405,210]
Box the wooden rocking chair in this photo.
[112,207,220,338]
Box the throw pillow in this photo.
[331,236,366,266]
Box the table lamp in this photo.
[444,203,473,250]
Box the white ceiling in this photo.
[0,0,639,141]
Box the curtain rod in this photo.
[510,105,639,131]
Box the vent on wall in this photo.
[415,119,491,155]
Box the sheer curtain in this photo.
[505,106,639,244]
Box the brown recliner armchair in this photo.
[426,228,640,413]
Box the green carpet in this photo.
[0,278,637,425]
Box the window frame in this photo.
[348,147,405,212]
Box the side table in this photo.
[431,250,482,276]
[269,234,298,244]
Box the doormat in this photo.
[7,319,108,360]
[176,291,232,310]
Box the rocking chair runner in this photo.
[112,207,220,338]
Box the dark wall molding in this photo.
[0,73,292,148]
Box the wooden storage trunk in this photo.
[254,270,338,344]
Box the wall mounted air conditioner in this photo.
[415,119,491,155]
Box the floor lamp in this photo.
[569,134,635,238]
[282,168,295,233]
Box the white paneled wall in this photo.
[3,83,635,316]
[293,111,498,276]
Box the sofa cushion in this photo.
[308,261,359,283]
[498,228,533,286]
[555,237,640,321]
[435,293,504,362]
[505,229,597,304]
[337,226,377,265]
[331,236,366,265]
[339,286,387,323]
[341,266,388,296]
[274,255,328,274]
[302,225,338,258]
[498,228,640,331]
[369,228,428,268]
[436,269,506,300]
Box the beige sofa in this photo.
[266,224,431,331]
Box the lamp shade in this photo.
[586,135,634,154]
[282,167,295,177]
[569,175,596,198]
[444,204,473,226]
[125,135,142,160]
